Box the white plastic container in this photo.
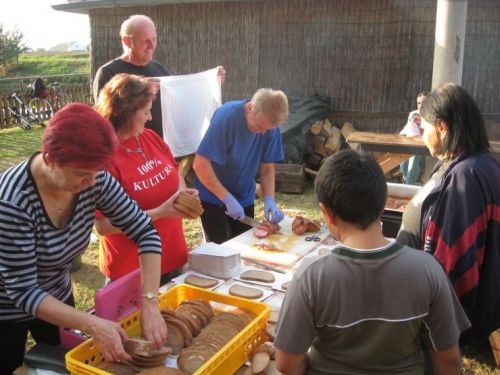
[189,242,241,279]
[387,182,420,199]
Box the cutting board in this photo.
[223,217,329,266]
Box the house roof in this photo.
[52,0,258,14]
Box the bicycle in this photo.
[28,80,72,120]
[47,81,72,112]
[6,91,44,130]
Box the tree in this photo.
[0,24,29,72]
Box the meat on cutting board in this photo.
[291,216,321,235]
[253,222,281,239]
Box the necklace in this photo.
[119,137,147,161]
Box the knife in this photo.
[239,216,262,228]
[243,258,287,274]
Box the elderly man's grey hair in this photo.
[250,88,289,125]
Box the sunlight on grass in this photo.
[0,125,44,172]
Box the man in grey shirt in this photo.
[93,14,225,138]
[274,150,470,375]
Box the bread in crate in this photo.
[65,285,270,375]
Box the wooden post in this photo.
[432,0,468,88]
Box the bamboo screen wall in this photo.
[89,0,500,133]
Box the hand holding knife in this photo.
[239,216,262,228]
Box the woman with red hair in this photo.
[0,103,167,373]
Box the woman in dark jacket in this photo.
[397,83,500,345]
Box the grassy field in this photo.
[0,52,90,94]
[0,127,497,374]
[0,125,45,171]
[2,52,90,78]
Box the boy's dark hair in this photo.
[417,91,429,98]
[315,150,387,229]
[420,83,489,155]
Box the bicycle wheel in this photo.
[29,98,54,124]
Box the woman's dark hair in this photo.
[420,83,490,155]
[315,150,387,230]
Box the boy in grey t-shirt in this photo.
[274,150,470,375]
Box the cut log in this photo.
[341,122,355,139]
[320,118,334,138]
[310,119,324,135]
[341,122,360,151]
[304,167,318,177]
[489,329,500,367]
[324,126,342,155]
[312,135,328,158]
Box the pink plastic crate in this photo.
[60,269,142,348]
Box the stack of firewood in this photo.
[305,119,356,172]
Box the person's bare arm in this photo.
[37,296,131,363]
[192,154,229,200]
[429,344,462,375]
[138,252,167,348]
[95,172,195,235]
[275,349,308,375]
[259,163,276,197]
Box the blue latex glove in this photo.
[223,193,245,220]
[264,196,284,224]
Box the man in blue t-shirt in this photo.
[193,88,289,243]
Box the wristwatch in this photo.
[141,292,159,301]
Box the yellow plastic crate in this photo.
[65,284,270,374]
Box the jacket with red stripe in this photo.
[421,151,500,343]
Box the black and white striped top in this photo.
[0,154,161,322]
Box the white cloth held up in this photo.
[159,68,221,157]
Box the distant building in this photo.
[48,41,86,52]
[67,41,86,51]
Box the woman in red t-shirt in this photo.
[95,73,198,284]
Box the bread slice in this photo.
[184,274,218,288]
[268,309,280,324]
[123,337,156,357]
[240,270,275,283]
[229,284,263,299]
[137,366,185,375]
[265,323,276,341]
[98,362,136,375]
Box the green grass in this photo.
[0,52,90,94]
[0,125,44,172]
[4,52,90,78]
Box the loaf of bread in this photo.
[173,191,204,219]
